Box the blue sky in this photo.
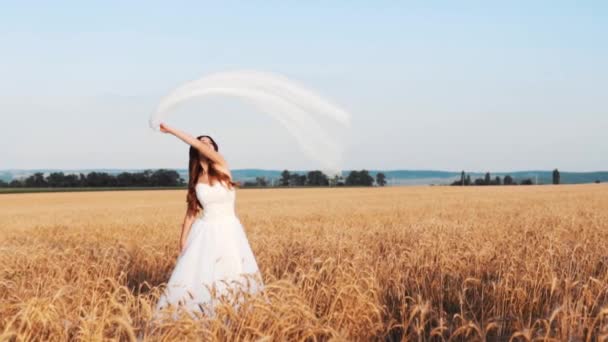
[1,1,606,172]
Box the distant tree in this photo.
[359,170,374,186]
[474,178,486,186]
[252,177,268,186]
[24,172,47,187]
[596,180,601,184]
[45,172,81,187]
[280,170,291,186]
[131,172,149,186]
[116,172,134,187]
[47,172,66,187]
[484,172,491,185]
[345,171,359,186]
[520,178,534,185]
[79,173,87,186]
[306,170,329,186]
[0,180,7,187]
[504,175,514,185]
[288,173,306,186]
[552,169,560,185]
[465,174,471,186]
[450,179,463,186]
[288,173,297,186]
[149,169,181,186]
[63,174,81,187]
[495,176,501,185]
[292,174,306,186]
[289,174,297,186]
[376,172,387,186]
[9,179,22,187]
[460,171,465,186]
[85,172,115,187]
[346,170,374,186]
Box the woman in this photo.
[154,122,264,319]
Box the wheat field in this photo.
[0,184,607,341]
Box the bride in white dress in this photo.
[154,123,264,319]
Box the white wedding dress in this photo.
[155,181,263,319]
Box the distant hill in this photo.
[2,168,606,185]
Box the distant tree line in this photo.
[241,170,387,187]
[2,169,388,189]
[450,169,562,186]
[3,168,581,189]
[0,169,184,188]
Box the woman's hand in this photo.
[160,122,171,134]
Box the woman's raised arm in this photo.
[160,123,227,166]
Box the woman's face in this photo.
[199,136,214,150]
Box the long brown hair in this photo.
[186,135,238,216]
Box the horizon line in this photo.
[2,168,607,174]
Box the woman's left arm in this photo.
[179,212,197,254]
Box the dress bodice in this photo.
[195,182,237,221]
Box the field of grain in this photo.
[1,185,607,341]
